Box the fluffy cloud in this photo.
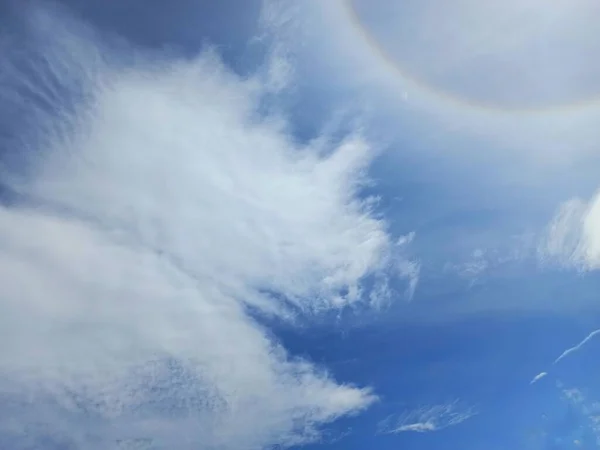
[0,6,415,449]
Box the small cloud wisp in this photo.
[378,400,477,434]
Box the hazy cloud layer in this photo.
[0,5,416,449]
[265,0,600,184]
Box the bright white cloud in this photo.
[540,190,600,270]
[526,329,600,384]
[0,5,416,449]
[554,329,600,365]
[377,400,477,434]
[530,372,548,385]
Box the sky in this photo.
[1,1,600,449]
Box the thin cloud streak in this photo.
[554,329,600,365]
[528,329,600,384]
[530,372,548,385]
[378,400,477,434]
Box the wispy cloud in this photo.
[554,329,600,365]
[0,5,417,449]
[528,328,600,384]
[378,400,477,434]
[560,386,600,441]
[540,191,600,271]
[530,372,548,385]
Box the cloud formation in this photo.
[530,372,548,385]
[528,328,600,385]
[0,5,416,449]
[540,191,600,271]
[378,400,477,434]
[554,329,600,365]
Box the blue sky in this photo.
[1,1,600,449]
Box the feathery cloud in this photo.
[378,400,477,434]
[540,191,600,271]
[0,5,416,449]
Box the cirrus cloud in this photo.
[377,400,477,434]
[540,189,600,271]
[0,4,417,449]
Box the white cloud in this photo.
[530,372,548,384]
[540,190,600,270]
[378,400,477,434]
[526,329,600,384]
[0,5,416,449]
[554,329,600,365]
